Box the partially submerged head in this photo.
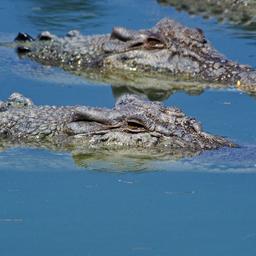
[66,94,234,151]
[14,18,255,88]
[14,18,219,75]
[0,93,235,156]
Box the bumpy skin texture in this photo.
[159,0,256,26]
[0,93,234,153]
[15,18,256,92]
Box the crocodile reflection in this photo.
[2,139,256,172]
[111,83,203,101]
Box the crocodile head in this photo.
[65,94,234,151]
[14,17,256,90]
[15,18,253,85]
[0,93,234,156]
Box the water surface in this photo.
[0,0,256,255]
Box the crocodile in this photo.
[0,92,234,158]
[14,18,256,93]
[158,0,256,27]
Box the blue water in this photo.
[0,0,256,255]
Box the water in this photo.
[0,0,256,255]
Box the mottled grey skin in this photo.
[159,0,256,27]
[0,92,234,155]
[15,18,256,92]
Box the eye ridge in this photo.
[110,27,134,42]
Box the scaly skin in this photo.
[0,92,234,155]
[14,18,256,92]
[158,0,256,27]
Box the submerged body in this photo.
[0,92,233,154]
[158,0,256,27]
[15,18,256,92]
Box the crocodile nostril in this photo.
[38,32,53,41]
[14,32,35,42]
[38,35,52,41]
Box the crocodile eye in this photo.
[127,119,146,129]
[144,38,165,49]
[125,119,148,133]
[129,37,165,50]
